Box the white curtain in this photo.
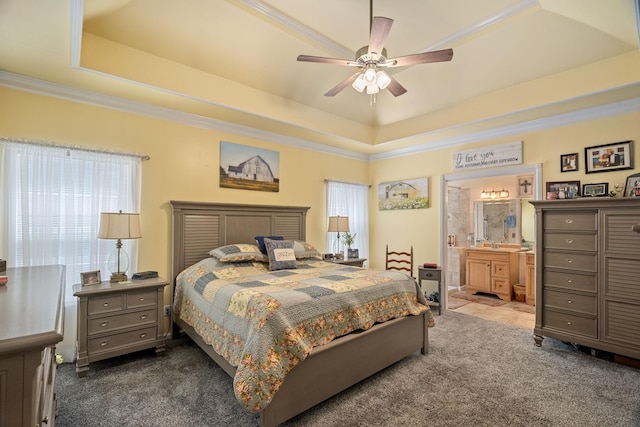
[327,181,369,264]
[1,140,141,361]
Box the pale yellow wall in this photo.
[0,86,368,282]
[2,85,640,315]
[368,112,640,270]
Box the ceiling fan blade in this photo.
[297,55,354,66]
[386,76,407,97]
[368,17,393,55]
[386,48,453,67]
[324,72,361,97]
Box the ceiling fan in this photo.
[296,4,453,98]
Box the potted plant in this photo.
[342,232,358,259]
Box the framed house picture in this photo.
[220,141,280,192]
[582,183,608,197]
[584,140,633,174]
[378,177,429,210]
[560,153,578,172]
[546,181,580,200]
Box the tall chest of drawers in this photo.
[531,198,640,360]
[73,277,168,377]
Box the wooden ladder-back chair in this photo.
[385,245,414,278]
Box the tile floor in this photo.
[447,294,535,330]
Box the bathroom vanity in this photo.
[465,246,520,301]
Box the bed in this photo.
[170,201,431,426]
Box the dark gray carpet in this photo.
[55,311,640,426]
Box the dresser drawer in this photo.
[544,251,597,272]
[88,308,157,335]
[544,233,597,251]
[544,212,597,231]
[543,270,597,292]
[126,290,157,309]
[88,326,157,354]
[88,294,124,315]
[544,289,596,315]
[544,310,597,338]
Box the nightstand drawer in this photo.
[88,308,157,335]
[419,269,441,281]
[126,290,157,309]
[88,326,157,354]
[88,295,124,315]
[544,310,597,338]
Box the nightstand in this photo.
[333,258,367,267]
[418,266,442,315]
[73,276,168,377]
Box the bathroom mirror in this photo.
[473,199,521,245]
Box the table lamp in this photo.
[327,215,349,258]
[98,211,141,282]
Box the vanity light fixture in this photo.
[480,189,509,200]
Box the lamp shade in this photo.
[98,212,142,240]
[327,216,349,233]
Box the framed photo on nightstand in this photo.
[80,270,101,286]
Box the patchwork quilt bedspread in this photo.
[174,257,431,412]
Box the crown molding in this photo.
[369,92,640,162]
[1,70,639,163]
[0,70,368,161]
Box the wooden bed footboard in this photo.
[174,310,428,427]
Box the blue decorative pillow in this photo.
[292,240,321,259]
[255,235,284,254]
[208,244,266,262]
[264,238,297,271]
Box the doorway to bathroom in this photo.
[438,164,542,327]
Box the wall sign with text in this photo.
[453,141,522,171]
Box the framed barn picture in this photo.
[378,177,429,210]
[220,141,280,192]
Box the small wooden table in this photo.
[418,266,443,315]
[333,258,367,267]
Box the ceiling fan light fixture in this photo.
[364,67,376,83]
[366,82,379,94]
[352,73,366,92]
[376,70,391,90]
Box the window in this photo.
[326,181,369,263]
[1,140,141,361]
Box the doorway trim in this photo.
[438,163,543,311]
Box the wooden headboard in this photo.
[170,201,310,282]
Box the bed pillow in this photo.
[264,238,297,271]
[292,240,321,259]
[255,235,284,254]
[208,244,266,262]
